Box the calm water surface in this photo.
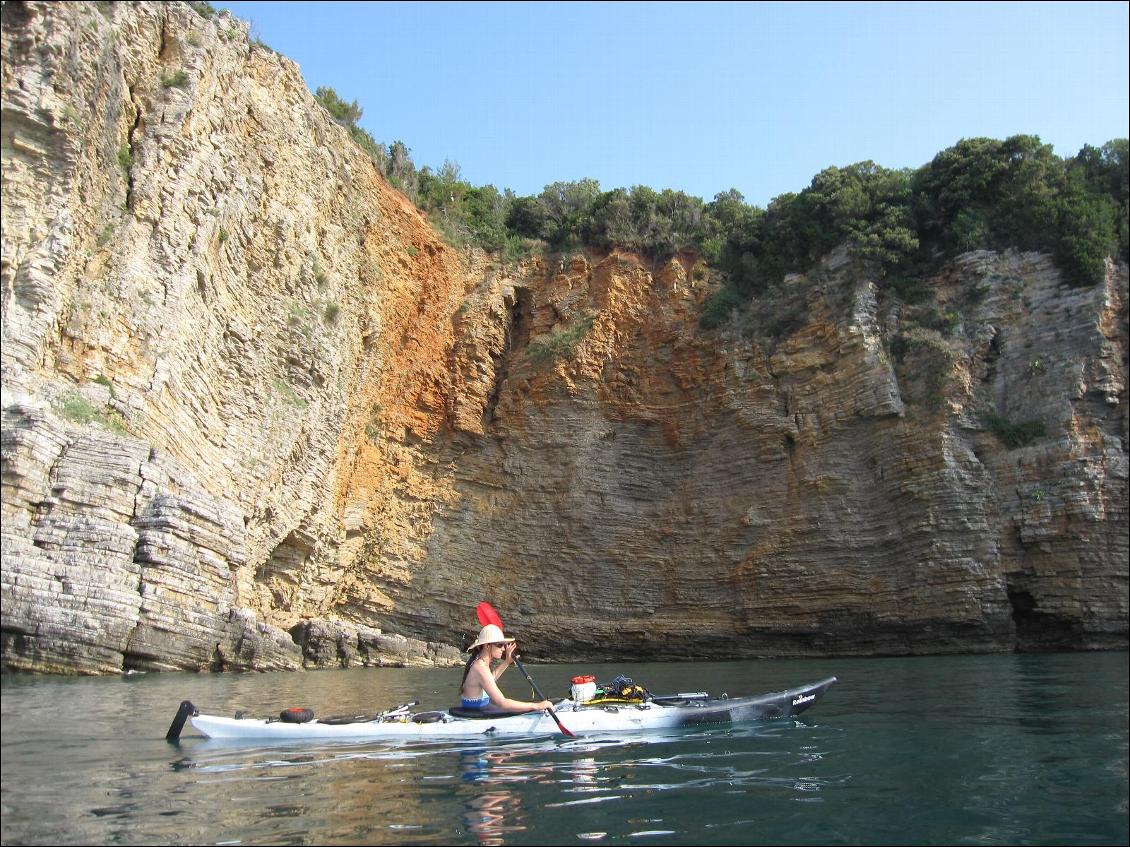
[1,652,1126,846]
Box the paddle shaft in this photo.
[511,655,575,738]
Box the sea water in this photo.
[1,652,1126,845]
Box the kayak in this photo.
[168,676,837,742]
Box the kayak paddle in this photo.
[475,601,575,738]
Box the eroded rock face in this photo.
[387,249,1127,660]
[1,2,1126,675]
[1,0,470,672]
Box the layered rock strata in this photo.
[1,1,466,672]
[385,249,1127,660]
[1,2,1126,675]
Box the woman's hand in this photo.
[502,642,518,663]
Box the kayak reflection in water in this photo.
[459,624,552,713]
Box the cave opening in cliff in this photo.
[482,286,533,429]
[256,530,314,610]
[1007,583,1083,651]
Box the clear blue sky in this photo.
[219,1,1129,208]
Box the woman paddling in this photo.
[459,624,552,713]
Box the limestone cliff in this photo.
[1,1,1126,675]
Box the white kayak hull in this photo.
[177,676,837,742]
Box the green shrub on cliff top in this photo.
[315,86,362,126]
[309,73,1126,294]
[315,86,387,172]
[912,135,1125,286]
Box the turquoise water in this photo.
[1,652,1126,845]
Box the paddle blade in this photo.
[476,601,503,629]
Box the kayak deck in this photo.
[172,676,837,742]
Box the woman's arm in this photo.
[477,662,551,713]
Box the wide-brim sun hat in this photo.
[467,623,515,650]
